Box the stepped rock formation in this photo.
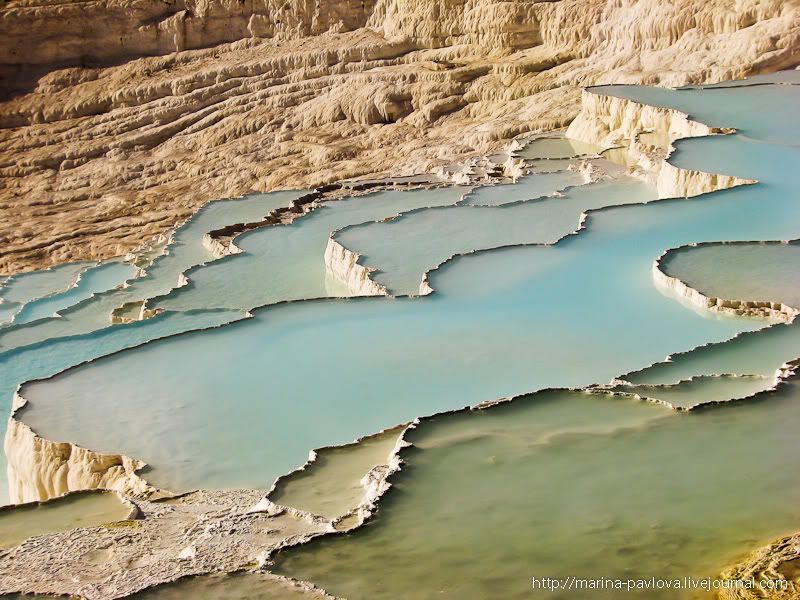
[565,89,757,198]
[5,392,154,504]
[0,0,798,273]
[2,84,766,506]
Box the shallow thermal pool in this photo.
[0,491,130,549]
[272,76,800,599]
[661,241,800,309]
[275,379,800,599]
[335,177,654,294]
[17,80,800,496]
[2,74,800,599]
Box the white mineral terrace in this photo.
[1,73,800,600]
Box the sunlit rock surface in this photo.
[1,0,797,272]
[0,490,132,550]
[131,571,334,600]
[1,26,800,599]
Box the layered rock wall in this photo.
[324,237,388,297]
[566,89,756,198]
[0,0,377,71]
[5,392,154,504]
[0,0,797,273]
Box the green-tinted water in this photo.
[268,426,405,520]
[133,572,325,600]
[23,81,800,494]
[0,491,130,549]
[662,241,800,309]
[275,381,800,599]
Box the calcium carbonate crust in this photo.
[4,80,800,597]
[1,0,797,273]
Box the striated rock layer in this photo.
[5,391,157,504]
[0,0,798,273]
[324,237,388,297]
[565,89,757,198]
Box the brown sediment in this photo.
[1,0,797,274]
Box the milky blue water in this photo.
[25,76,800,494]
[461,169,585,207]
[0,192,298,352]
[0,309,245,499]
[0,192,302,500]
[336,177,653,294]
[12,261,138,325]
[0,262,92,325]
[152,187,469,312]
[3,78,799,596]
[0,262,91,307]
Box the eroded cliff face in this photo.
[0,0,378,72]
[324,237,388,297]
[565,89,757,198]
[5,392,155,504]
[0,0,797,273]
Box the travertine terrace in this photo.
[1,0,798,273]
[2,2,800,599]
[4,77,800,596]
